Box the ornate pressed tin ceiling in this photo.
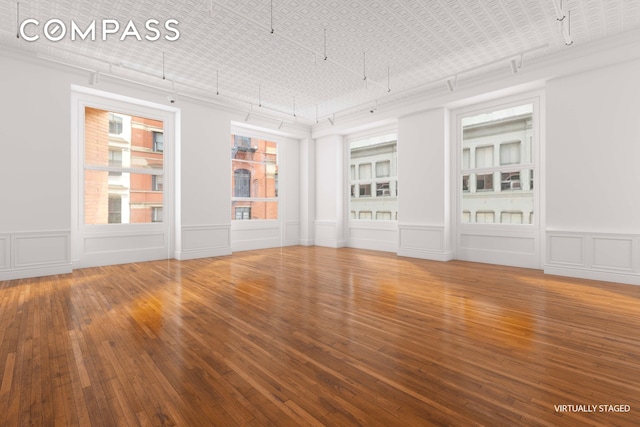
[1,1,639,122]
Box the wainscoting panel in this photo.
[397,224,452,261]
[84,233,165,254]
[348,222,398,253]
[545,231,640,285]
[231,222,281,252]
[0,234,8,271]
[547,234,585,267]
[457,227,540,269]
[0,231,72,281]
[283,221,301,246]
[592,237,633,271]
[178,224,231,260]
[314,221,344,248]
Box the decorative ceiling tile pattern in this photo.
[1,0,639,121]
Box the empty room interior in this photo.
[1,0,640,425]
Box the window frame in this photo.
[230,128,280,222]
[74,91,174,231]
[457,96,539,228]
[348,129,398,223]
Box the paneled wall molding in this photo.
[177,224,231,260]
[231,221,282,252]
[348,221,398,253]
[283,221,301,246]
[545,230,640,285]
[314,220,346,248]
[397,224,453,261]
[0,230,72,281]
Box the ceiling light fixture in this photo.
[387,65,391,93]
[510,55,523,74]
[328,114,335,126]
[323,29,328,61]
[446,75,457,92]
[270,0,274,34]
[278,120,284,129]
[89,71,100,85]
[552,0,573,46]
[362,52,367,81]
[162,52,166,80]
[16,2,20,38]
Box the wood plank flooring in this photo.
[1,246,639,426]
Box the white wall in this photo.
[396,108,453,261]
[0,53,75,279]
[314,134,347,247]
[176,101,234,260]
[0,49,246,278]
[545,58,640,284]
[299,138,316,246]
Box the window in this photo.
[234,169,251,197]
[108,196,122,224]
[235,207,251,220]
[376,161,390,178]
[476,211,495,223]
[108,113,123,135]
[153,131,164,153]
[84,107,164,225]
[476,173,494,191]
[359,184,371,197]
[475,146,493,168]
[152,207,163,222]
[460,103,534,224]
[500,141,520,165]
[231,134,278,220]
[376,182,390,197]
[349,133,398,221]
[359,211,372,220]
[359,163,372,180]
[501,172,520,191]
[376,211,392,220]
[152,175,163,192]
[501,211,523,224]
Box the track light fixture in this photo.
[552,0,573,46]
[328,114,335,126]
[16,2,20,38]
[278,120,284,129]
[446,76,457,92]
[510,55,523,74]
[89,71,100,86]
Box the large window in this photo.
[460,103,534,224]
[349,133,398,221]
[84,108,164,224]
[231,134,278,220]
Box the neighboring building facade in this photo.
[349,137,398,220]
[460,104,534,224]
[231,135,278,220]
[84,107,164,225]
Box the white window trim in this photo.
[230,124,282,224]
[451,89,545,269]
[455,94,541,230]
[71,85,178,266]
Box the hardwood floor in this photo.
[1,246,639,426]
